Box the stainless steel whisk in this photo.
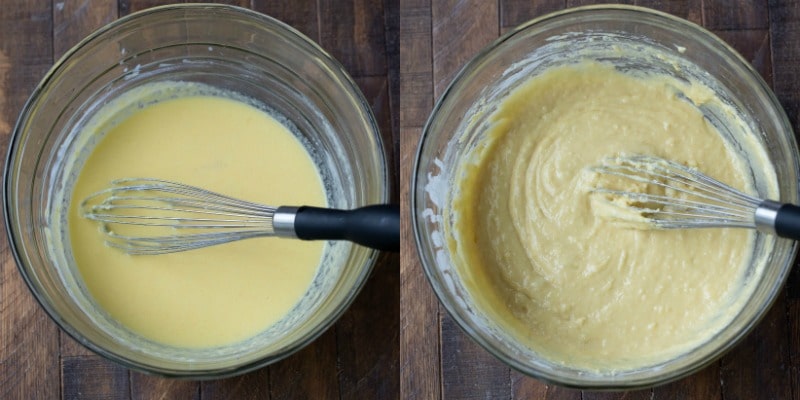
[81,178,400,254]
[589,155,800,239]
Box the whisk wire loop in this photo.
[104,229,267,255]
[81,178,278,253]
[590,155,763,229]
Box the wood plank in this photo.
[567,0,635,7]
[0,0,53,150]
[702,0,769,30]
[583,390,652,400]
[770,0,800,129]
[319,0,388,77]
[252,0,319,42]
[713,30,772,83]
[130,372,200,400]
[53,0,117,58]
[62,355,130,400]
[398,27,430,400]
[652,361,722,399]
[399,124,441,400]
[500,0,565,32]
[335,253,400,399]
[0,2,60,399]
[397,9,438,400]
[119,0,186,16]
[399,0,433,129]
[202,0,250,7]
[202,367,270,400]
[356,76,399,191]
[0,256,61,399]
[789,300,800,399]
[385,0,401,161]
[500,1,703,35]
[60,334,96,358]
[512,371,581,400]
[635,0,702,24]
[431,0,499,96]
[720,292,792,400]
[266,331,340,400]
[440,315,511,399]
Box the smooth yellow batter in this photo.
[449,62,766,371]
[69,90,325,348]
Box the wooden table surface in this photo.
[0,1,398,399]
[4,0,800,399]
[400,1,800,399]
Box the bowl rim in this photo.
[4,3,388,378]
[411,4,800,389]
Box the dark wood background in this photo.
[5,0,800,399]
[400,1,800,399]
[0,0,399,399]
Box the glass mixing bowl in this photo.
[412,5,799,388]
[5,4,387,378]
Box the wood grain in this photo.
[5,0,800,398]
[770,0,800,128]
[652,362,722,399]
[399,0,440,398]
[0,2,59,400]
[721,294,793,400]
[130,372,200,399]
[773,2,800,398]
[703,0,769,30]
[202,368,270,400]
[319,0,388,77]
[252,0,319,42]
[399,127,440,400]
[400,1,800,399]
[399,0,433,129]
[583,391,651,400]
[636,0,701,24]
[511,372,581,400]
[385,0,401,163]
[337,253,400,399]
[440,316,511,399]
[265,334,339,400]
[500,0,566,32]
[53,0,117,58]
[1,0,398,399]
[62,356,130,400]
[431,0,498,96]
[119,0,184,16]
[789,299,800,399]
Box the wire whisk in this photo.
[588,155,800,239]
[81,178,400,254]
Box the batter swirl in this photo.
[449,62,772,371]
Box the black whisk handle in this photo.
[293,205,400,252]
[775,204,800,240]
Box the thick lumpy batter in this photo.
[450,62,764,371]
[69,91,326,348]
